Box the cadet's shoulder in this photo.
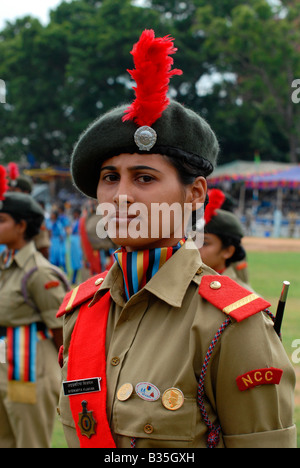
[57,271,109,318]
[196,268,271,323]
[25,245,56,272]
[26,251,70,290]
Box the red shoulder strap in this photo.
[57,271,108,318]
[199,275,271,322]
[67,291,116,448]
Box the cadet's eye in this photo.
[102,173,119,182]
[137,175,155,183]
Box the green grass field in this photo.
[52,249,300,448]
[247,250,300,447]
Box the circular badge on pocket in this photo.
[162,387,184,411]
[135,382,160,402]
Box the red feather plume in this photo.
[0,165,9,201]
[8,162,19,181]
[122,29,183,127]
[204,189,226,224]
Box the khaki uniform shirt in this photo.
[0,241,65,329]
[223,264,252,290]
[59,239,296,448]
[231,259,250,285]
[0,242,68,447]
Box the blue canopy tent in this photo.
[245,166,300,237]
[246,166,300,189]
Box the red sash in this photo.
[67,291,116,448]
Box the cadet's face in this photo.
[97,153,206,250]
[0,213,24,248]
[200,233,235,272]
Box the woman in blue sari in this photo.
[70,208,83,284]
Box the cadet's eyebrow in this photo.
[100,165,162,173]
[129,165,162,173]
[100,165,117,172]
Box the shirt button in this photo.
[111,357,120,366]
[144,424,154,434]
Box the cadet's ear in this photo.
[187,176,207,210]
[221,245,236,261]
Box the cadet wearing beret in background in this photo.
[7,163,51,260]
[57,30,296,448]
[200,188,251,289]
[0,177,70,448]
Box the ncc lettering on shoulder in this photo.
[291,79,300,104]
[0,79,6,104]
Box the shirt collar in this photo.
[98,237,203,308]
[113,238,186,301]
[13,241,37,269]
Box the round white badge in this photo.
[135,382,160,402]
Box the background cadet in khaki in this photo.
[0,191,69,448]
[7,165,51,260]
[200,189,251,288]
[58,30,296,448]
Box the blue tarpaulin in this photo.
[246,166,300,189]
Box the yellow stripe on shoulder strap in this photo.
[223,293,259,315]
[65,286,80,312]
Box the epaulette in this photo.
[199,275,271,322]
[235,261,248,272]
[57,271,108,318]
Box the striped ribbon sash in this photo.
[5,324,52,404]
[7,324,38,383]
[6,324,52,382]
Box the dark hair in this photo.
[10,214,42,241]
[163,151,213,184]
[163,152,211,229]
[219,234,246,267]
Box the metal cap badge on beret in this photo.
[71,29,219,199]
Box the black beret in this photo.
[9,175,33,194]
[0,192,44,228]
[205,208,244,239]
[71,100,219,199]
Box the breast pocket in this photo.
[113,393,197,445]
[0,290,35,326]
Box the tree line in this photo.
[0,0,299,167]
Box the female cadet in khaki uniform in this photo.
[57,30,296,448]
[199,189,251,288]
[0,189,69,448]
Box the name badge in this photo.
[63,377,101,396]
